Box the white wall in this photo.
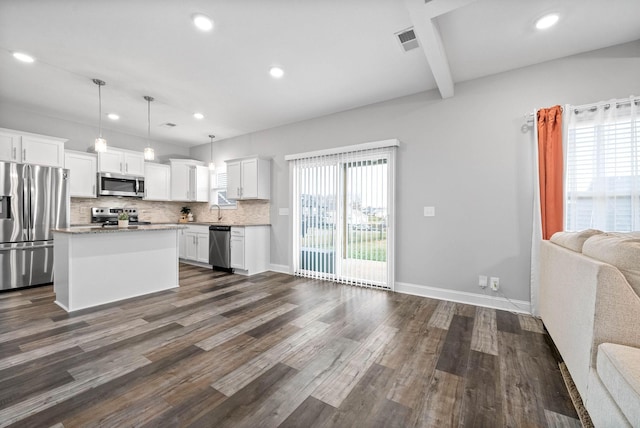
[0,104,190,160]
[190,40,640,302]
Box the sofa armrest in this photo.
[540,240,599,397]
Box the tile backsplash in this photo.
[70,197,270,225]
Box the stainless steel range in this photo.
[91,207,151,226]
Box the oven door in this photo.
[98,173,143,197]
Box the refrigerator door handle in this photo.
[28,165,34,234]
[22,165,30,237]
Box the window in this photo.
[210,167,237,209]
[288,141,397,290]
[565,98,639,231]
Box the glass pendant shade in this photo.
[144,146,155,160]
[94,137,107,153]
[209,162,215,170]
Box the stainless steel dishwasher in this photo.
[209,225,232,272]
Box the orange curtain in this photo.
[537,105,563,239]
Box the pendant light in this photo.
[208,134,216,170]
[143,95,155,160]
[92,79,107,152]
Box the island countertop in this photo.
[53,224,187,234]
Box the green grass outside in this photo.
[301,228,387,262]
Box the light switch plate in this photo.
[279,208,289,216]
[423,206,435,217]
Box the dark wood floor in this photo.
[0,264,579,427]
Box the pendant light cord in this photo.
[209,134,215,166]
[147,98,150,145]
[98,83,102,138]
[143,95,154,148]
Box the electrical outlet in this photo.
[478,275,488,288]
[490,277,499,291]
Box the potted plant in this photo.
[118,211,129,228]
[180,207,191,223]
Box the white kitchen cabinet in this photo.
[225,157,270,200]
[0,129,19,162]
[180,225,210,265]
[64,150,97,198]
[169,159,209,202]
[98,147,145,176]
[144,163,171,201]
[195,165,209,202]
[230,226,270,275]
[230,228,245,270]
[0,127,66,167]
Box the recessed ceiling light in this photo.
[193,112,204,120]
[535,14,559,30]
[192,14,213,32]
[107,113,119,120]
[13,52,35,63]
[269,66,284,79]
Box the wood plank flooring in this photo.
[0,264,579,427]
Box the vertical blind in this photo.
[288,141,397,290]
[565,96,639,231]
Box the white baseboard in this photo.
[269,264,290,274]
[257,268,532,314]
[395,281,531,314]
[179,259,212,269]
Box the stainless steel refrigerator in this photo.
[0,162,70,290]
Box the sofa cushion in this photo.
[550,229,603,252]
[583,233,640,296]
[597,343,640,426]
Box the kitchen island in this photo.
[52,225,185,312]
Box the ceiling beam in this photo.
[404,0,477,99]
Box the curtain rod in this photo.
[524,95,639,121]
[571,96,639,114]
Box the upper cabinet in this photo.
[0,128,66,167]
[97,147,145,176]
[168,159,209,202]
[64,150,97,198]
[225,157,270,200]
[144,162,171,201]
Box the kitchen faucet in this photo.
[212,204,222,221]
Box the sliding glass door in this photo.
[291,146,395,290]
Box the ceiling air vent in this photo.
[395,28,419,52]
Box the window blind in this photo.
[290,141,397,290]
[565,97,639,231]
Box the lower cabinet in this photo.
[230,228,246,270]
[179,225,210,265]
[230,226,270,275]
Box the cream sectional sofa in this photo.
[540,230,640,427]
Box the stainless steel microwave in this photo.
[97,172,144,197]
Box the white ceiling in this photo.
[1,0,639,148]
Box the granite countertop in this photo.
[183,222,271,227]
[54,224,187,234]
[70,222,271,228]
